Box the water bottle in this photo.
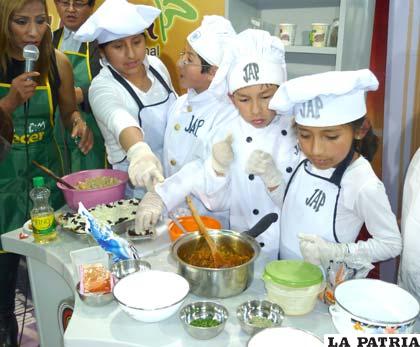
[30,176,57,244]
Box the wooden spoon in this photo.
[32,160,77,190]
[185,196,224,267]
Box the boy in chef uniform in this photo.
[267,69,402,264]
[135,16,237,232]
[75,0,176,198]
[202,29,299,259]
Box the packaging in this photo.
[310,23,329,47]
[278,23,297,46]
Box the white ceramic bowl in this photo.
[248,327,323,347]
[330,279,419,334]
[112,270,190,322]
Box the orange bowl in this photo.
[168,216,221,242]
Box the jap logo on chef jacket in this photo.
[243,62,259,83]
[299,96,323,119]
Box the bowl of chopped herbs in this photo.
[236,300,284,335]
[179,301,228,340]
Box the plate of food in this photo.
[57,199,154,240]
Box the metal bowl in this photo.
[172,229,260,298]
[236,300,284,335]
[179,301,228,340]
[76,282,113,307]
[110,259,151,280]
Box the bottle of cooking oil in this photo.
[30,176,57,243]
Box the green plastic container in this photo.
[263,260,324,315]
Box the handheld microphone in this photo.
[22,44,39,113]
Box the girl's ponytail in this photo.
[351,116,379,162]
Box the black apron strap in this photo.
[149,65,172,95]
[330,147,355,243]
[330,148,355,187]
[283,159,307,201]
[108,66,144,127]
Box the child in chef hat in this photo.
[74,0,176,198]
[201,29,300,259]
[135,15,238,234]
[268,69,402,265]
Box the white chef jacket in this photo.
[155,89,238,227]
[88,55,175,165]
[281,154,402,262]
[399,147,420,301]
[201,115,300,259]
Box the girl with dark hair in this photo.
[0,0,93,344]
[74,0,176,199]
[267,69,401,266]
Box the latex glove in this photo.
[246,150,283,188]
[135,192,164,235]
[298,233,349,265]
[127,142,164,192]
[212,134,234,175]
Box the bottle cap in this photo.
[33,176,45,188]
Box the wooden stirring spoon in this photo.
[185,196,224,268]
[32,160,77,190]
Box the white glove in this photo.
[127,142,164,192]
[298,233,349,265]
[212,134,234,175]
[246,150,283,188]
[135,192,164,235]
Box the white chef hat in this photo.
[269,69,379,127]
[187,15,236,66]
[227,29,287,93]
[74,0,160,44]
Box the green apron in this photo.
[54,34,106,173]
[0,82,65,248]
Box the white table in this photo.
[3,225,403,347]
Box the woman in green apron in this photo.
[53,0,106,173]
[0,1,93,345]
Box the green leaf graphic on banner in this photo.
[154,0,198,42]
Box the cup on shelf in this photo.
[310,23,329,47]
[278,23,297,46]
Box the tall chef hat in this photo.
[227,29,287,93]
[269,69,379,127]
[74,0,160,44]
[187,15,236,67]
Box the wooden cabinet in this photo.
[225,0,376,78]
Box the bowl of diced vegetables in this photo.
[179,301,228,340]
[236,299,284,335]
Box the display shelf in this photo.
[226,0,376,77]
[285,46,337,55]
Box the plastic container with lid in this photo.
[262,260,325,315]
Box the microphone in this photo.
[22,44,39,113]
[23,44,39,74]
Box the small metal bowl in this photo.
[76,282,114,307]
[179,301,228,340]
[236,299,284,335]
[110,259,151,280]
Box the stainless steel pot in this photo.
[171,213,278,298]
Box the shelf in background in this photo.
[240,0,339,10]
[285,46,337,55]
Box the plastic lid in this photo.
[263,260,323,288]
[32,176,45,188]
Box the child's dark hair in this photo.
[88,0,96,7]
[350,116,378,162]
[98,32,146,49]
[199,55,211,74]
